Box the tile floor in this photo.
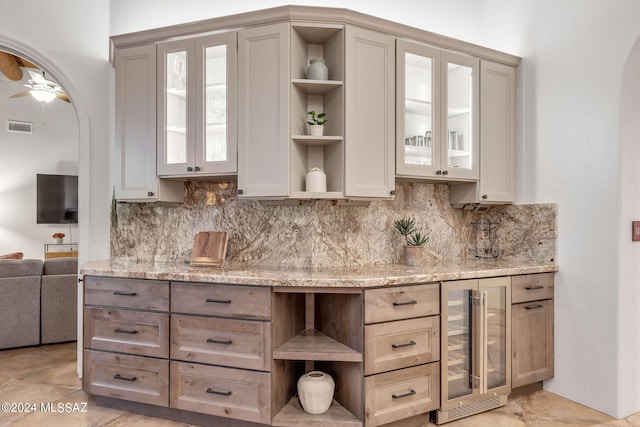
[0,342,638,426]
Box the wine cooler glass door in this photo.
[444,286,474,402]
[480,277,511,395]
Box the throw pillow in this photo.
[0,252,24,259]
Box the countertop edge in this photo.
[80,260,558,288]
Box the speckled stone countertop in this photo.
[81,259,558,288]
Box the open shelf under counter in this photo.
[292,135,343,146]
[292,79,343,95]
[273,329,362,362]
[272,397,361,427]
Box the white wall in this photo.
[0,88,79,259]
[0,0,112,265]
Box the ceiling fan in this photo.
[9,69,70,103]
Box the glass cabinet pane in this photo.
[485,285,507,390]
[403,52,433,167]
[204,45,227,163]
[446,288,473,400]
[445,62,473,171]
[166,50,187,165]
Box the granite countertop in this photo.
[81,259,558,288]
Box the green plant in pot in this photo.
[394,217,429,266]
[307,110,327,136]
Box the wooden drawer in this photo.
[170,314,271,371]
[83,350,168,407]
[365,363,440,427]
[170,361,271,424]
[84,308,169,358]
[364,316,439,375]
[364,283,439,324]
[512,273,554,304]
[84,276,169,311]
[171,282,271,320]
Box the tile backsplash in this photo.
[111,180,556,268]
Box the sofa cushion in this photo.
[0,259,43,277]
[43,258,78,275]
[0,252,23,260]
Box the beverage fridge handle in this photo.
[481,290,489,394]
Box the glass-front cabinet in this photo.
[397,40,479,181]
[157,32,237,177]
[438,277,510,424]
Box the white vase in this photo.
[309,125,324,136]
[307,58,328,80]
[297,371,334,414]
[55,238,63,244]
[306,168,327,193]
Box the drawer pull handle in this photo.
[207,338,232,345]
[525,304,544,310]
[392,340,416,349]
[392,389,416,399]
[393,300,417,307]
[114,374,137,382]
[205,298,232,304]
[113,291,137,296]
[525,285,544,290]
[206,388,232,397]
[114,328,138,334]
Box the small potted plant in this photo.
[307,111,327,136]
[394,217,429,266]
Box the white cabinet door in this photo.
[396,39,441,178]
[237,23,290,198]
[478,60,515,202]
[114,45,182,202]
[345,26,395,199]
[157,33,237,177]
[440,51,479,181]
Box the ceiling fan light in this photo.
[31,89,55,103]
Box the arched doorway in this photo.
[0,36,91,376]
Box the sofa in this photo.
[0,257,78,349]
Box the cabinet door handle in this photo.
[237,189,244,195]
[114,328,138,334]
[206,388,232,397]
[436,170,442,175]
[187,166,194,172]
[147,191,154,197]
[525,285,544,290]
[482,194,488,199]
[525,304,544,310]
[207,338,232,345]
[392,389,416,399]
[392,340,416,349]
[113,291,137,296]
[205,298,231,304]
[195,166,201,171]
[393,300,417,307]
[442,170,448,175]
[390,190,396,196]
[114,374,137,382]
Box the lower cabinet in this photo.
[83,273,554,426]
[511,273,555,388]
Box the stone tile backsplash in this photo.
[111,180,556,268]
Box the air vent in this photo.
[7,120,33,134]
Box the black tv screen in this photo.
[36,174,78,224]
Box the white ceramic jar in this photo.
[297,371,335,414]
[306,168,327,193]
[307,58,328,80]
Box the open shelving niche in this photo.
[272,289,363,426]
[290,23,345,200]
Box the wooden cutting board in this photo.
[189,231,228,267]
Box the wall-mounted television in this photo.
[36,174,78,224]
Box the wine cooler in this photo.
[435,277,511,424]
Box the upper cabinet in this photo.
[110,5,519,203]
[157,32,237,177]
[396,40,479,181]
[449,60,516,206]
[114,45,183,203]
